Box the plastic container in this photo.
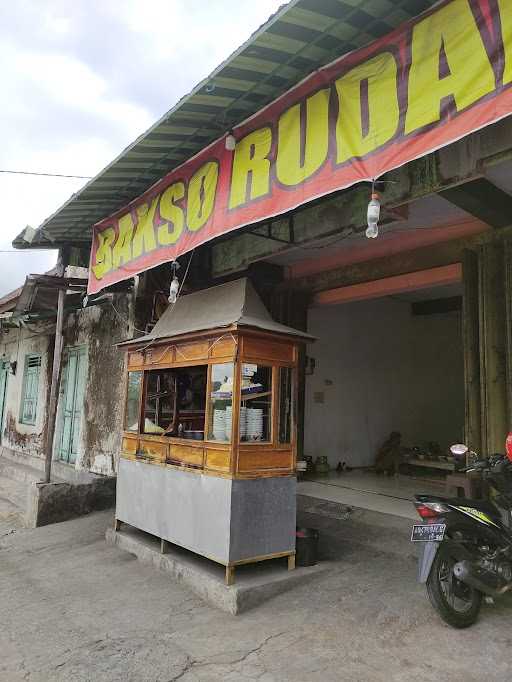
[295,527,319,567]
[315,455,330,476]
[304,456,314,474]
[296,460,307,481]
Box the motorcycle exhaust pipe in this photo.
[453,560,512,597]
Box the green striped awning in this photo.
[14,0,437,250]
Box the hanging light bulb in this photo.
[225,131,236,151]
[168,260,181,304]
[366,189,381,239]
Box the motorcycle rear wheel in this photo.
[426,544,482,628]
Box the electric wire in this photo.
[175,249,195,305]
[19,319,56,335]
[295,228,356,251]
[109,298,146,335]
[290,216,440,252]
[136,250,195,354]
[0,169,92,179]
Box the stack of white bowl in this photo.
[246,408,263,441]
[212,409,226,441]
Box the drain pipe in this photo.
[43,287,65,483]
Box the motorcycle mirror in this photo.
[450,443,469,457]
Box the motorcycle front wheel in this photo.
[426,544,482,628]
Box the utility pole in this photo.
[43,287,65,483]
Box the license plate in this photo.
[411,523,446,542]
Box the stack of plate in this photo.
[239,407,247,439]
[225,406,232,441]
[246,408,263,441]
[212,409,226,441]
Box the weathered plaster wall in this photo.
[0,323,52,460]
[56,294,132,476]
[0,295,132,477]
[304,298,464,468]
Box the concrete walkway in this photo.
[0,452,43,527]
[298,471,446,520]
[0,474,27,526]
[1,506,511,681]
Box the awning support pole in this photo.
[43,287,65,483]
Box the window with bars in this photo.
[20,354,42,425]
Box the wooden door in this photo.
[58,347,87,464]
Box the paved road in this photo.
[1,505,511,682]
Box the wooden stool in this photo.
[445,473,481,498]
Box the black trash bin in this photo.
[295,527,319,567]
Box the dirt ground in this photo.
[1,502,511,682]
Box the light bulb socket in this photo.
[225,132,236,151]
[365,224,379,239]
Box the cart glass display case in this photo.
[122,349,296,474]
[207,362,234,443]
[115,278,313,584]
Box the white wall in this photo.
[304,297,464,468]
[0,324,51,459]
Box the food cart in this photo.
[115,278,313,584]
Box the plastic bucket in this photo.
[295,527,319,567]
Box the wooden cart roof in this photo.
[118,278,315,347]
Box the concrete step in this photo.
[0,450,115,528]
[0,456,44,485]
[0,451,67,486]
[0,455,53,528]
[297,494,417,562]
[106,524,331,614]
[297,480,417,520]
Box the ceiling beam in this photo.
[439,178,512,228]
[312,264,462,307]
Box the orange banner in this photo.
[89,0,512,293]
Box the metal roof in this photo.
[118,277,315,347]
[0,275,87,325]
[14,0,437,251]
[0,286,23,314]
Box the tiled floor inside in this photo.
[298,470,446,520]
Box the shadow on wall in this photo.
[304,297,464,468]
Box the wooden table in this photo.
[408,458,455,471]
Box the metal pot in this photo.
[315,456,330,475]
[183,431,204,440]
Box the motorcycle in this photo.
[412,435,512,628]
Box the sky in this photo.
[0,0,285,297]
